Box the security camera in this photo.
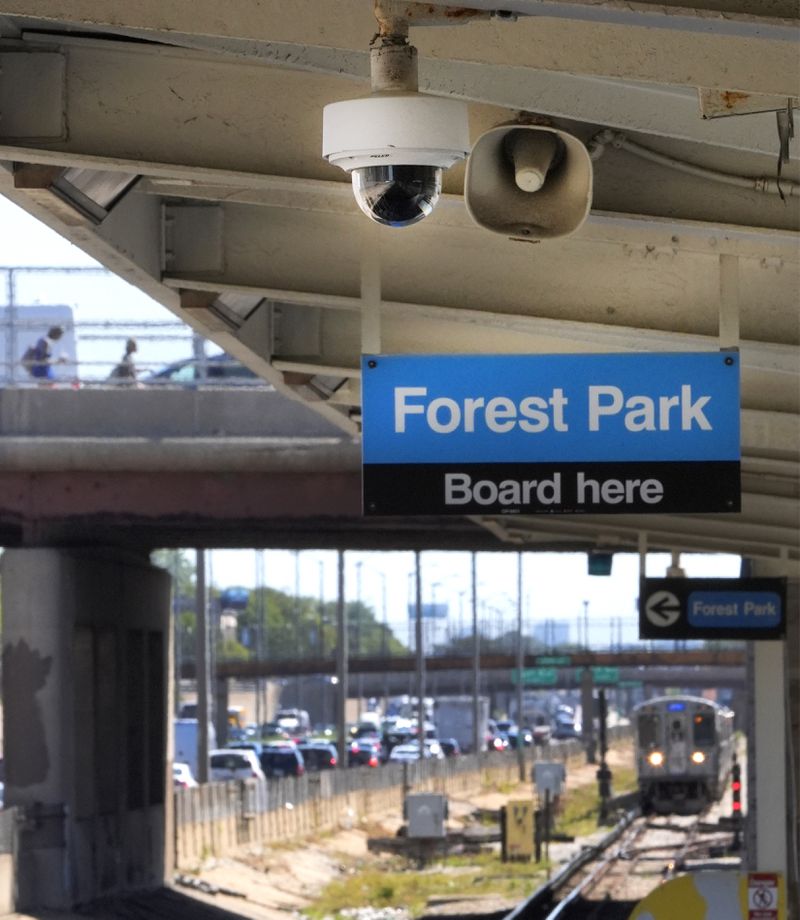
[322,93,470,228]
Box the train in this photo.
[633,695,735,815]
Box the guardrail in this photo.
[174,729,633,868]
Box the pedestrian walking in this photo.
[109,338,138,384]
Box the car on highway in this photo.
[143,353,265,387]
[209,749,266,782]
[297,741,338,771]
[259,744,306,778]
[172,762,198,788]
[439,738,461,758]
[551,722,580,740]
[388,740,445,763]
[348,739,381,768]
[227,741,266,758]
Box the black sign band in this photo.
[363,460,740,516]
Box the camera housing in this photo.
[322,94,470,227]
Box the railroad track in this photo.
[505,808,739,920]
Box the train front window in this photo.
[693,713,715,746]
[638,714,660,748]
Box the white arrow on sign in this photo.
[645,591,682,627]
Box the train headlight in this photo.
[647,751,664,767]
[690,751,706,765]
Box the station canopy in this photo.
[0,0,797,560]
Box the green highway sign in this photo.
[511,667,558,686]
[576,666,620,685]
[535,656,571,666]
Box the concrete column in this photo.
[1,548,171,910]
[744,556,798,890]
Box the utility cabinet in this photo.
[405,793,447,838]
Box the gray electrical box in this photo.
[405,793,447,838]
[533,762,566,797]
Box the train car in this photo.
[634,695,734,815]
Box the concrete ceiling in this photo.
[0,0,798,561]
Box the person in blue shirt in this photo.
[23,325,65,381]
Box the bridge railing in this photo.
[0,266,270,387]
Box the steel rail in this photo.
[503,809,639,920]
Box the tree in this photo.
[151,550,409,661]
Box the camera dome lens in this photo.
[351,165,442,227]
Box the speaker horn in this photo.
[465,124,593,241]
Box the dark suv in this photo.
[259,744,305,778]
[297,742,338,771]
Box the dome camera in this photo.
[322,94,470,227]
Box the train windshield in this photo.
[638,714,660,748]
[693,713,716,746]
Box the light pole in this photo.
[516,552,525,781]
[355,560,363,658]
[378,570,389,709]
[431,581,442,651]
[379,571,388,658]
[471,554,481,757]
[355,559,364,703]
[318,559,325,657]
[583,599,590,651]
[414,551,425,761]
[294,550,302,708]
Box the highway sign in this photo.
[640,578,786,640]
[361,352,740,516]
[575,666,620,685]
[512,667,558,686]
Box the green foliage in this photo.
[150,550,409,660]
[305,855,547,918]
[218,637,251,661]
[553,764,638,837]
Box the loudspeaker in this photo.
[465,124,593,241]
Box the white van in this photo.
[274,708,311,738]
[174,718,217,781]
[0,305,78,384]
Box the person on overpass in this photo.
[22,325,67,382]
[108,337,139,385]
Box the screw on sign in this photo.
[748,873,779,920]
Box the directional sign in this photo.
[640,578,786,640]
[575,666,620,685]
[645,591,682,627]
[361,352,740,516]
[512,667,558,686]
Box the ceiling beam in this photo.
[0,0,796,92]
[144,35,796,160]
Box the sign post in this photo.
[361,352,740,516]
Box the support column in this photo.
[744,556,798,891]
[1,548,171,910]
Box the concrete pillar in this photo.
[743,557,798,893]
[1,548,171,910]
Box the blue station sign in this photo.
[640,577,786,640]
[361,352,740,516]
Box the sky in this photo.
[205,547,740,648]
[1,195,742,646]
[0,197,218,378]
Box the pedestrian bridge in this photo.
[0,384,795,559]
